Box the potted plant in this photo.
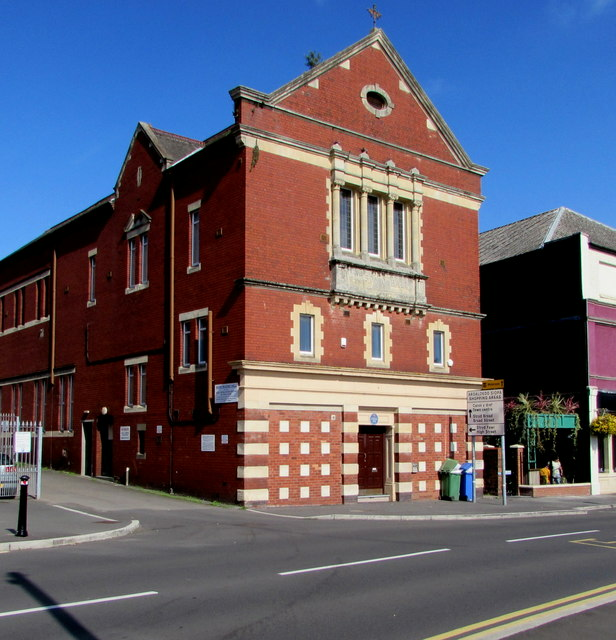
[590,413,616,436]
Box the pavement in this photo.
[2,470,616,553]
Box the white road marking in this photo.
[507,529,599,543]
[279,548,450,576]
[53,504,118,522]
[0,591,158,618]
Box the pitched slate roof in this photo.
[480,207,616,265]
[145,123,204,164]
[114,122,204,193]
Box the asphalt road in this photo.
[2,499,616,639]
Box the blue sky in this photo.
[1,1,615,259]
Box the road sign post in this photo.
[467,388,507,506]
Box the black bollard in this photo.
[15,475,30,538]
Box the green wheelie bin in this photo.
[439,458,462,500]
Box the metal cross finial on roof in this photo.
[368,4,382,29]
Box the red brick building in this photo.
[0,30,486,505]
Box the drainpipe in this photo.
[168,182,176,493]
[50,249,57,386]
[208,310,214,414]
[168,183,175,385]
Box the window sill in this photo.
[187,264,201,274]
[48,429,74,436]
[124,405,147,413]
[178,364,208,375]
[87,300,96,308]
[332,249,423,277]
[293,354,322,364]
[45,430,75,438]
[125,283,149,295]
[367,360,390,369]
[429,365,450,374]
[0,316,50,336]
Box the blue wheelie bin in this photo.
[459,462,474,501]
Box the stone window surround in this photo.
[290,301,324,363]
[178,307,209,374]
[124,355,148,413]
[329,145,423,273]
[124,211,151,294]
[364,310,392,368]
[187,200,201,274]
[332,185,421,271]
[427,320,452,373]
[360,84,394,119]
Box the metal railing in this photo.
[0,414,43,498]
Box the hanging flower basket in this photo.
[590,413,616,436]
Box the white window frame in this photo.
[371,322,384,360]
[191,209,200,267]
[339,188,354,251]
[126,366,135,407]
[138,363,147,407]
[33,379,47,425]
[126,231,149,293]
[182,321,191,368]
[178,308,209,374]
[393,201,405,261]
[187,200,202,273]
[427,321,451,373]
[124,356,148,412]
[88,249,97,306]
[433,330,445,366]
[364,311,392,368]
[299,314,314,355]
[128,238,137,289]
[57,375,73,430]
[291,302,324,363]
[367,194,380,256]
[197,316,208,366]
[140,234,149,285]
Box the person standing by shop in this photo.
[551,457,564,484]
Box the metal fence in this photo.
[0,414,43,498]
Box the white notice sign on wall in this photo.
[201,434,215,452]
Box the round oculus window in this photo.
[366,91,387,110]
[361,84,394,118]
